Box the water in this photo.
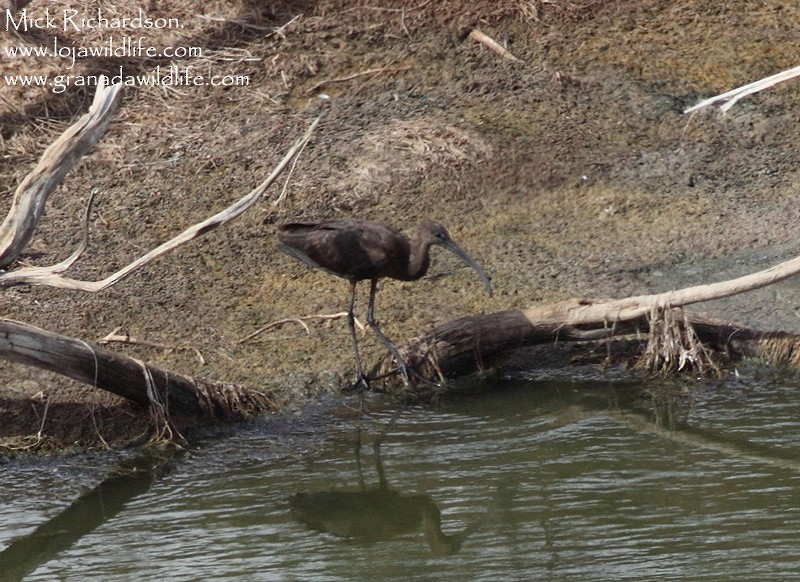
[1,371,799,581]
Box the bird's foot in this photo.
[348,373,371,393]
[350,363,437,389]
[396,362,438,388]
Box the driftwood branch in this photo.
[523,251,800,327]
[98,326,206,365]
[685,64,800,114]
[0,78,122,268]
[468,28,523,63]
[0,107,322,290]
[0,318,272,419]
[373,252,800,387]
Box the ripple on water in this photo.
[6,376,800,581]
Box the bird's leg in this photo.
[366,278,433,386]
[354,425,366,491]
[347,281,370,390]
[373,408,402,491]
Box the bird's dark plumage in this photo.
[277,218,492,386]
[277,219,413,282]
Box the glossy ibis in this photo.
[289,431,476,555]
[277,218,492,386]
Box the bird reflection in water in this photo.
[289,431,478,556]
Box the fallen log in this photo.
[0,319,272,421]
[371,298,800,393]
[366,243,800,390]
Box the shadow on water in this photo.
[289,423,480,557]
[0,454,173,582]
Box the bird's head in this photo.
[419,220,493,297]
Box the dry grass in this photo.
[637,306,721,376]
[4,0,800,450]
[755,335,800,369]
[515,0,609,22]
[331,120,493,207]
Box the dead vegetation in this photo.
[637,306,721,376]
[3,0,800,450]
[0,71,322,451]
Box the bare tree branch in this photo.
[525,252,800,326]
[685,64,800,114]
[0,105,322,290]
[468,28,523,63]
[0,78,122,268]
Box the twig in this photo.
[356,0,430,13]
[99,327,206,364]
[684,64,800,114]
[273,119,315,209]
[306,65,412,94]
[197,13,301,36]
[23,188,99,276]
[35,394,50,441]
[239,312,365,344]
[197,14,271,31]
[90,402,111,449]
[468,28,523,63]
[266,14,302,40]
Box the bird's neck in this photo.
[407,231,432,280]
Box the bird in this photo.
[289,432,477,555]
[276,218,493,386]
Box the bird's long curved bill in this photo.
[444,240,493,296]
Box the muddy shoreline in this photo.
[2,0,800,451]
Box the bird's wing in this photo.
[277,220,399,280]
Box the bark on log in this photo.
[0,319,271,419]
[368,243,800,389]
[372,299,800,388]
